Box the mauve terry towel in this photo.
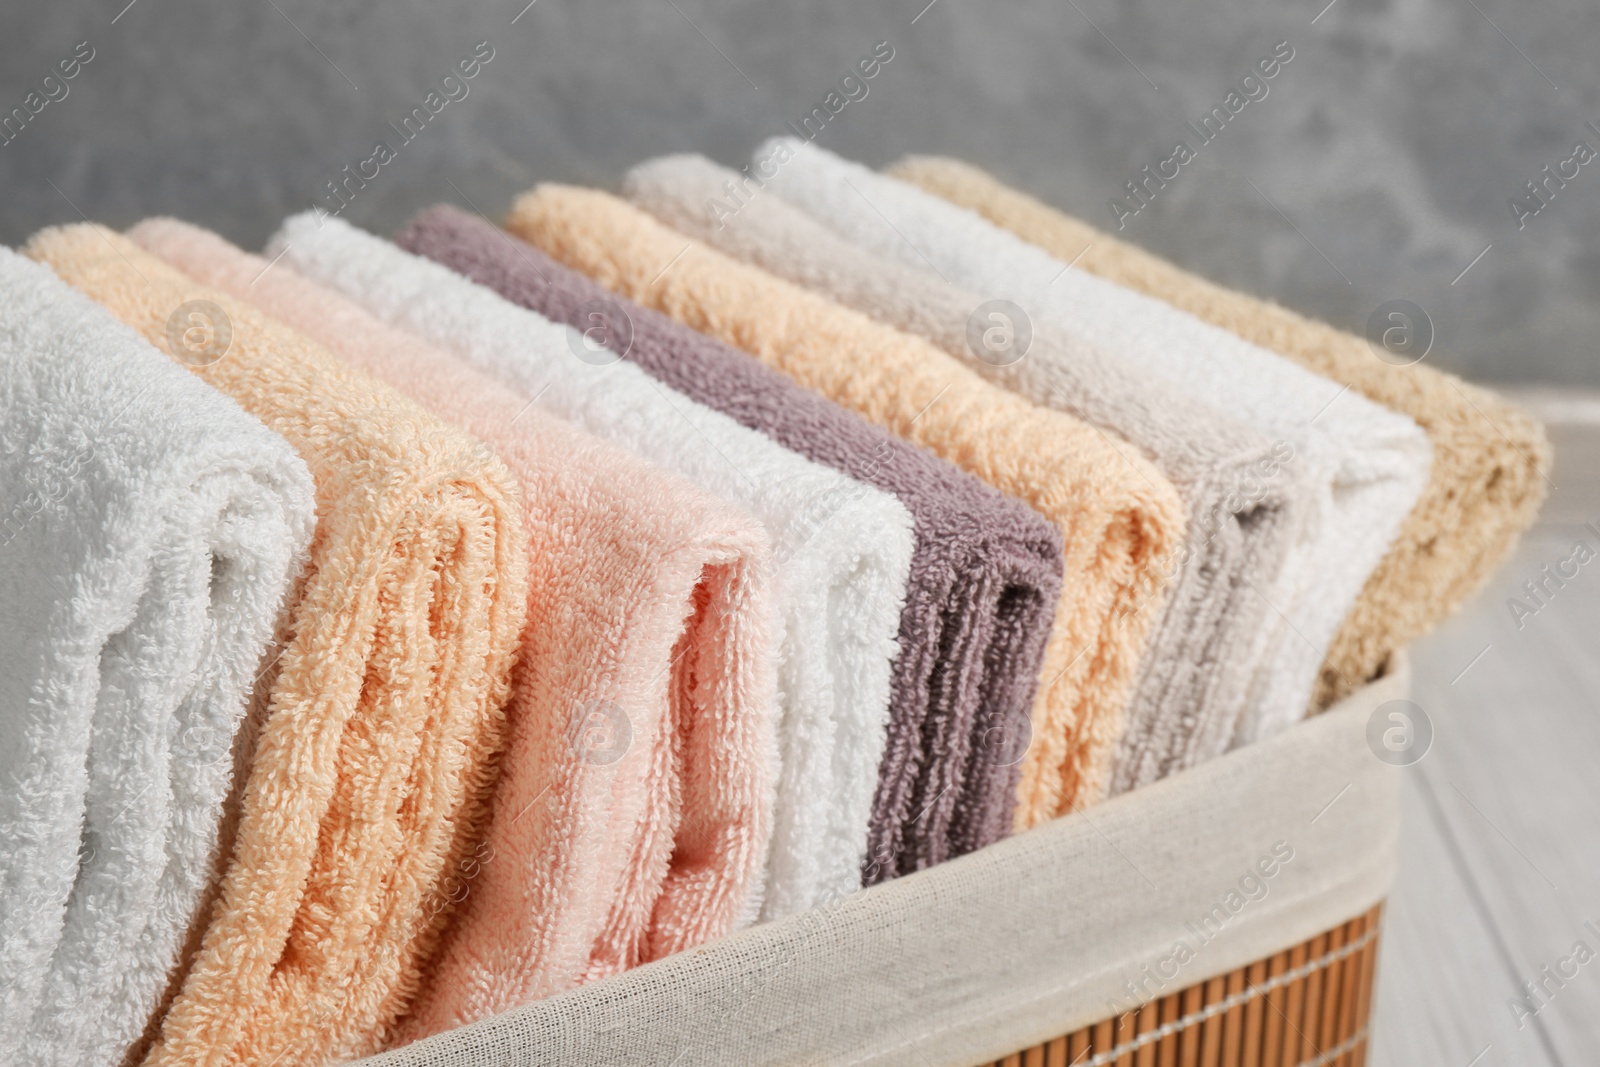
[128,219,779,1052]
[625,153,1308,791]
[891,155,1552,707]
[23,226,532,1067]
[262,210,912,923]
[396,204,1064,877]
[505,186,1187,829]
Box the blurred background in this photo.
[4,2,1597,1064]
[4,0,1600,384]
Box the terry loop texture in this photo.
[24,225,533,1067]
[891,155,1552,706]
[505,185,1187,828]
[628,153,1306,791]
[396,205,1065,881]
[134,218,778,1049]
[0,251,315,1067]
[267,211,906,923]
[757,141,1431,743]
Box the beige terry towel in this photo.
[891,156,1552,705]
[506,185,1186,824]
[624,152,1307,790]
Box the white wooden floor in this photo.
[1370,392,1600,1066]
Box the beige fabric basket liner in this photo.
[358,658,1408,1067]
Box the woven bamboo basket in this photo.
[983,905,1382,1067]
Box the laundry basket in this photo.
[981,904,1382,1067]
[356,658,1409,1067]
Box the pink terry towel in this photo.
[129,218,779,1051]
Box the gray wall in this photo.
[2,0,1596,384]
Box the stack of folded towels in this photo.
[0,142,1548,1067]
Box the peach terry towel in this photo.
[259,211,910,923]
[0,250,314,1067]
[626,153,1309,790]
[505,185,1187,825]
[757,141,1431,743]
[892,155,1552,705]
[128,219,779,1051]
[24,224,533,1067]
[394,205,1065,880]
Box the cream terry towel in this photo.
[24,225,534,1067]
[626,153,1308,789]
[505,185,1187,825]
[128,218,780,1050]
[892,155,1552,706]
[757,140,1432,741]
[262,211,914,922]
[0,249,315,1067]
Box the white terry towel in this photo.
[757,139,1432,742]
[0,249,315,1066]
[625,153,1311,790]
[268,212,915,920]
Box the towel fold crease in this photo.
[505,185,1187,826]
[260,210,906,922]
[130,217,779,1051]
[625,152,1309,788]
[394,204,1065,879]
